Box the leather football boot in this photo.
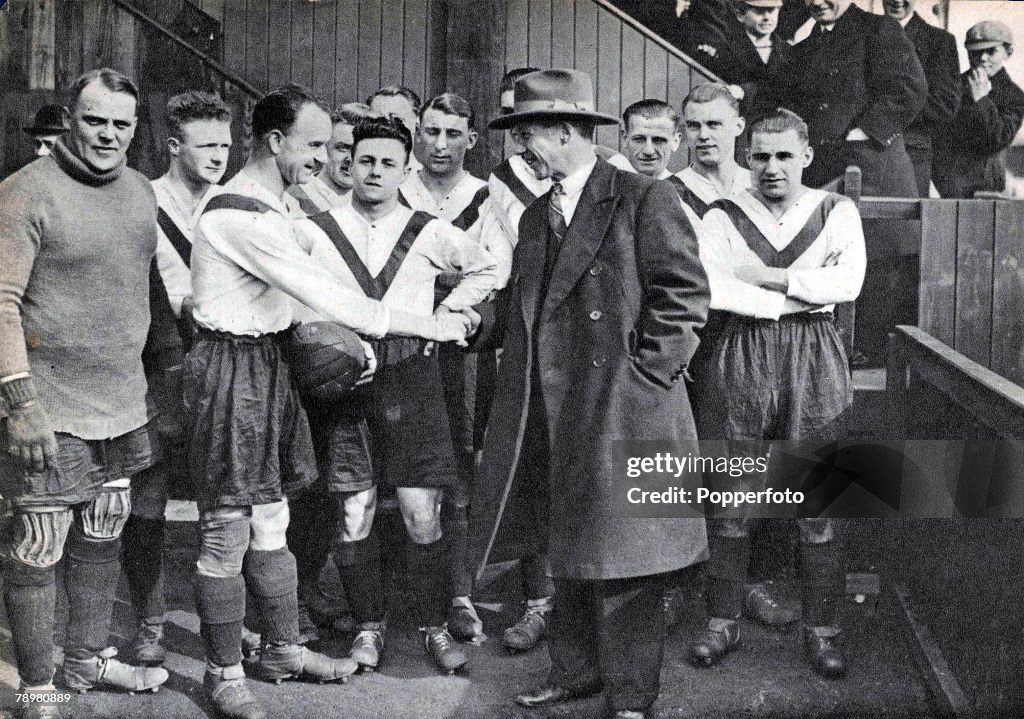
[204,664,267,719]
[503,604,549,653]
[688,618,740,667]
[127,621,167,667]
[804,626,847,678]
[258,643,358,684]
[422,626,468,674]
[743,583,800,627]
[63,647,169,694]
[350,621,385,671]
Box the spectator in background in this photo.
[883,0,962,198]
[367,85,423,172]
[692,0,788,121]
[933,21,1024,198]
[289,102,377,215]
[22,104,69,158]
[768,0,926,366]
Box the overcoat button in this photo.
[593,357,606,367]
[589,310,602,320]
[589,265,602,276]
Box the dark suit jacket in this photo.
[903,13,961,145]
[467,158,710,580]
[934,68,1024,198]
[771,5,927,188]
[699,20,788,118]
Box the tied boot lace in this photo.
[350,621,385,671]
[422,625,468,674]
[503,602,549,653]
[62,647,168,694]
[258,643,357,684]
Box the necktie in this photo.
[548,182,567,245]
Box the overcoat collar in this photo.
[518,157,620,324]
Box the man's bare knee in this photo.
[341,488,377,543]
[397,488,442,544]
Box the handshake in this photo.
[425,305,483,346]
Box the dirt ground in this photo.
[0,518,964,719]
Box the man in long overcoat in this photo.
[464,69,710,719]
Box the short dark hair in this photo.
[622,99,680,130]
[499,67,540,96]
[331,102,377,126]
[352,116,413,160]
[419,92,475,130]
[748,107,809,145]
[682,82,739,115]
[166,91,232,140]
[252,83,329,141]
[365,85,421,114]
[67,68,140,110]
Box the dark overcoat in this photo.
[695,20,789,119]
[467,158,710,581]
[933,68,1024,198]
[771,5,927,193]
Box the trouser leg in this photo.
[599,574,667,714]
[547,578,601,690]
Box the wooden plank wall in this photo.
[1,0,719,179]
[918,199,1024,388]
[501,0,716,170]
[215,0,446,108]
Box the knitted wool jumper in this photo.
[0,138,157,438]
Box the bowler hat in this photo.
[965,20,1013,50]
[23,104,69,136]
[488,69,620,130]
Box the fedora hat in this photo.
[489,69,620,130]
[23,104,69,136]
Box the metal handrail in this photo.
[591,0,724,84]
[110,0,262,99]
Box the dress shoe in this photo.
[688,618,740,667]
[803,627,847,678]
[515,681,602,707]
[743,583,800,627]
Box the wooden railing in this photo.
[592,0,724,84]
[836,167,1024,384]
